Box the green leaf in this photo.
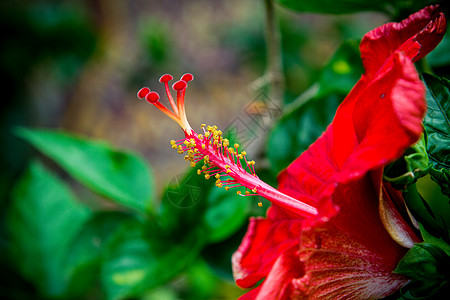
[428,27,450,68]
[276,0,391,14]
[422,73,450,197]
[16,128,155,213]
[202,226,248,281]
[64,211,137,296]
[384,134,430,189]
[7,160,90,297]
[203,187,249,243]
[101,220,204,300]
[419,223,450,257]
[157,167,213,236]
[429,167,450,197]
[404,182,450,242]
[182,259,220,300]
[395,243,450,297]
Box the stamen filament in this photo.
[152,100,181,125]
[160,74,179,115]
[138,73,319,219]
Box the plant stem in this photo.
[263,0,284,107]
[245,0,285,159]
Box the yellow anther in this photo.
[225,187,229,191]
[215,174,220,179]
[205,174,210,180]
[224,165,230,173]
[205,132,210,138]
[217,183,223,188]
[228,148,235,154]
[197,169,202,175]
[217,130,222,136]
[207,125,213,131]
[258,201,263,207]
[202,166,207,170]
[238,154,243,159]
[213,140,218,146]
[248,160,255,166]
[212,125,217,131]
[241,151,247,156]
[223,139,229,147]
[234,143,240,149]
[191,162,196,167]
[170,140,176,145]
[201,124,206,129]
[198,134,204,139]
[178,149,184,154]
[245,190,250,195]
[202,144,206,149]
[252,187,257,193]
[184,155,190,161]
[237,191,241,195]
[184,140,190,145]
[172,144,178,149]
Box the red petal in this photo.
[268,26,426,300]
[247,246,304,300]
[234,6,442,299]
[361,5,446,80]
[232,217,303,288]
[379,182,421,248]
[238,286,261,300]
[296,221,408,299]
[278,51,425,226]
[342,51,425,178]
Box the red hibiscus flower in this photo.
[232,6,446,299]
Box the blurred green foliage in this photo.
[0,0,96,204]
[6,129,251,299]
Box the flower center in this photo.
[138,73,318,218]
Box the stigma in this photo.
[138,74,318,218]
[137,73,194,135]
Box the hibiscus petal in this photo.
[271,32,426,300]
[232,217,303,288]
[235,6,444,299]
[248,246,304,300]
[341,51,425,179]
[379,182,421,248]
[360,5,446,80]
[278,51,425,226]
[238,286,261,300]
[296,221,408,299]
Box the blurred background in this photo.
[0,0,393,195]
[1,0,448,299]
